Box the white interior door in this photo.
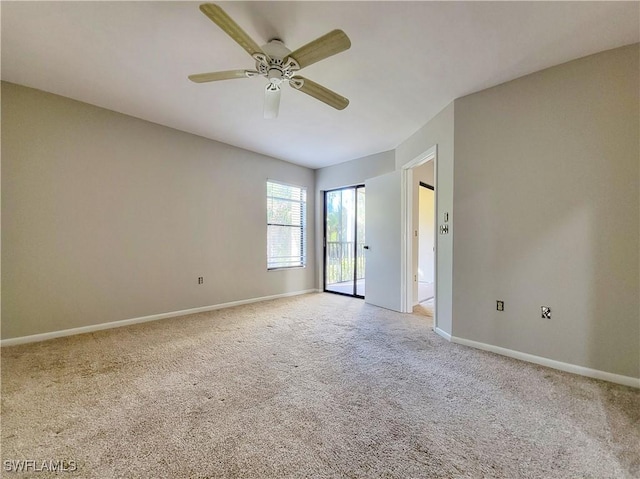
[364,170,403,311]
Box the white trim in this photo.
[1,289,319,347]
[401,145,437,315]
[451,335,640,389]
[434,327,452,341]
[432,155,438,329]
[400,167,411,312]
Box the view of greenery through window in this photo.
[267,181,306,269]
[325,187,365,286]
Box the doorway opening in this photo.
[416,180,435,317]
[401,145,437,327]
[324,185,365,298]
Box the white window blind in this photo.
[267,181,307,269]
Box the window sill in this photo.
[267,266,306,271]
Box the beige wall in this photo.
[452,44,639,378]
[315,150,395,192]
[396,103,455,335]
[2,82,316,339]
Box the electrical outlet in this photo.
[497,300,504,311]
[541,306,551,319]
[198,277,204,285]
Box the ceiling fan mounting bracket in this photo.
[252,52,271,71]
[289,77,304,90]
[282,57,300,72]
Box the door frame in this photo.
[323,184,365,298]
[401,145,438,325]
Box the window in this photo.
[267,180,307,269]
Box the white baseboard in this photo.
[1,289,319,347]
[434,327,452,341]
[451,335,639,389]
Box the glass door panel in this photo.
[325,188,355,295]
[356,187,366,297]
[324,186,365,298]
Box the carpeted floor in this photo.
[2,293,639,478]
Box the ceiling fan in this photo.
[189,3,351,119]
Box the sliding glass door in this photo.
[324,185,365,298]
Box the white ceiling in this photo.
[2,1,638,169]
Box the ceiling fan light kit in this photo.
[189,3,351,119]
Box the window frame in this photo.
[266,180,307,270]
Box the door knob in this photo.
[363,245,370,250]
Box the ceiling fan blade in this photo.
[199,3,266,58]
[286,30,351,69]
[290,76,349,110]
[188,70,257,83]
[264,85,281,119]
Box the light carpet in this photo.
[2,293,638,478]
[413,298,434,318]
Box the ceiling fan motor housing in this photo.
[256,39,299,86]
[262,39,290,60]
